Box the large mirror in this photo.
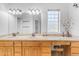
[8,8,41,35]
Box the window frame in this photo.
[47,9,60,34]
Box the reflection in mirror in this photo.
[8,8,41,35]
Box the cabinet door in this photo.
[32,47,40,56]
[41,47,51,56]
[5,47,13,56]
[71,42,79,56]
[71,42,79,47]
[0,47,5,56]
[23,47,40,56]
[40,42,51,56]
[14,47,21,56]
[71,48,79,56]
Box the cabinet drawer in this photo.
[71,54,79,56]
[14,41,21,46]
[22,41,40,46]
[0,41,13,46]
[71,48,79,54]
[52,41,70,45]
[40,42,51,46]
[71,42,79,47]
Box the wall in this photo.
[1,3,79,36]
[0,3,17,35]
[0,4,8,35]
[69,3,79,37]
[6,3,69,34]
[8,14,17,33]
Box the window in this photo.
[47,9,60,33]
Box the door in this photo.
[41,47,51,56]
[0,47,5,56]
[5,47,13,56]
[14,47,21,56]
[0,47,13,56]
[22,47,40,56]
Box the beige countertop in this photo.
[0,35,79,41]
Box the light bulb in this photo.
[8,9,12,14]
[36,9,40,15]
[28,10,32,15]
[32,10,35,15]
[13,9,16,14]
[19,9,22,14]
[16,9,20,14]
[19,12,22,14]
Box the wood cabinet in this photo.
[71,54,79,56]
[0,47,5,56]
[0,47,13,56]
[4,47,13,56]
[0,41,13,56]
[0,40,79,56]
[0,41,52,56]
[52,41,71,56]
[71,42,79,56]
[22,41,51,56]
[52,41,70,45]
[40,42,51,56]
[22,41,40,47]
[0,41,13,46]
[23,47,40,56]
[71,48,79,54]
[41,47,51,56]
[22,41,41,56]
[14,47,21,56]
[14,41,22,56]
[71,42,79,47]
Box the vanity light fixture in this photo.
[28,8,40,15]
[8,8,22,15]
[73,3,79,8]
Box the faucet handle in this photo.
[12,33,16,36]
[32,33,35,37]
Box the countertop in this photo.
[0,35,79,41]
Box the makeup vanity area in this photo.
[0,5,79,56]
[0,35,79,56]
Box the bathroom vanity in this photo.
[0,36,79,56]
